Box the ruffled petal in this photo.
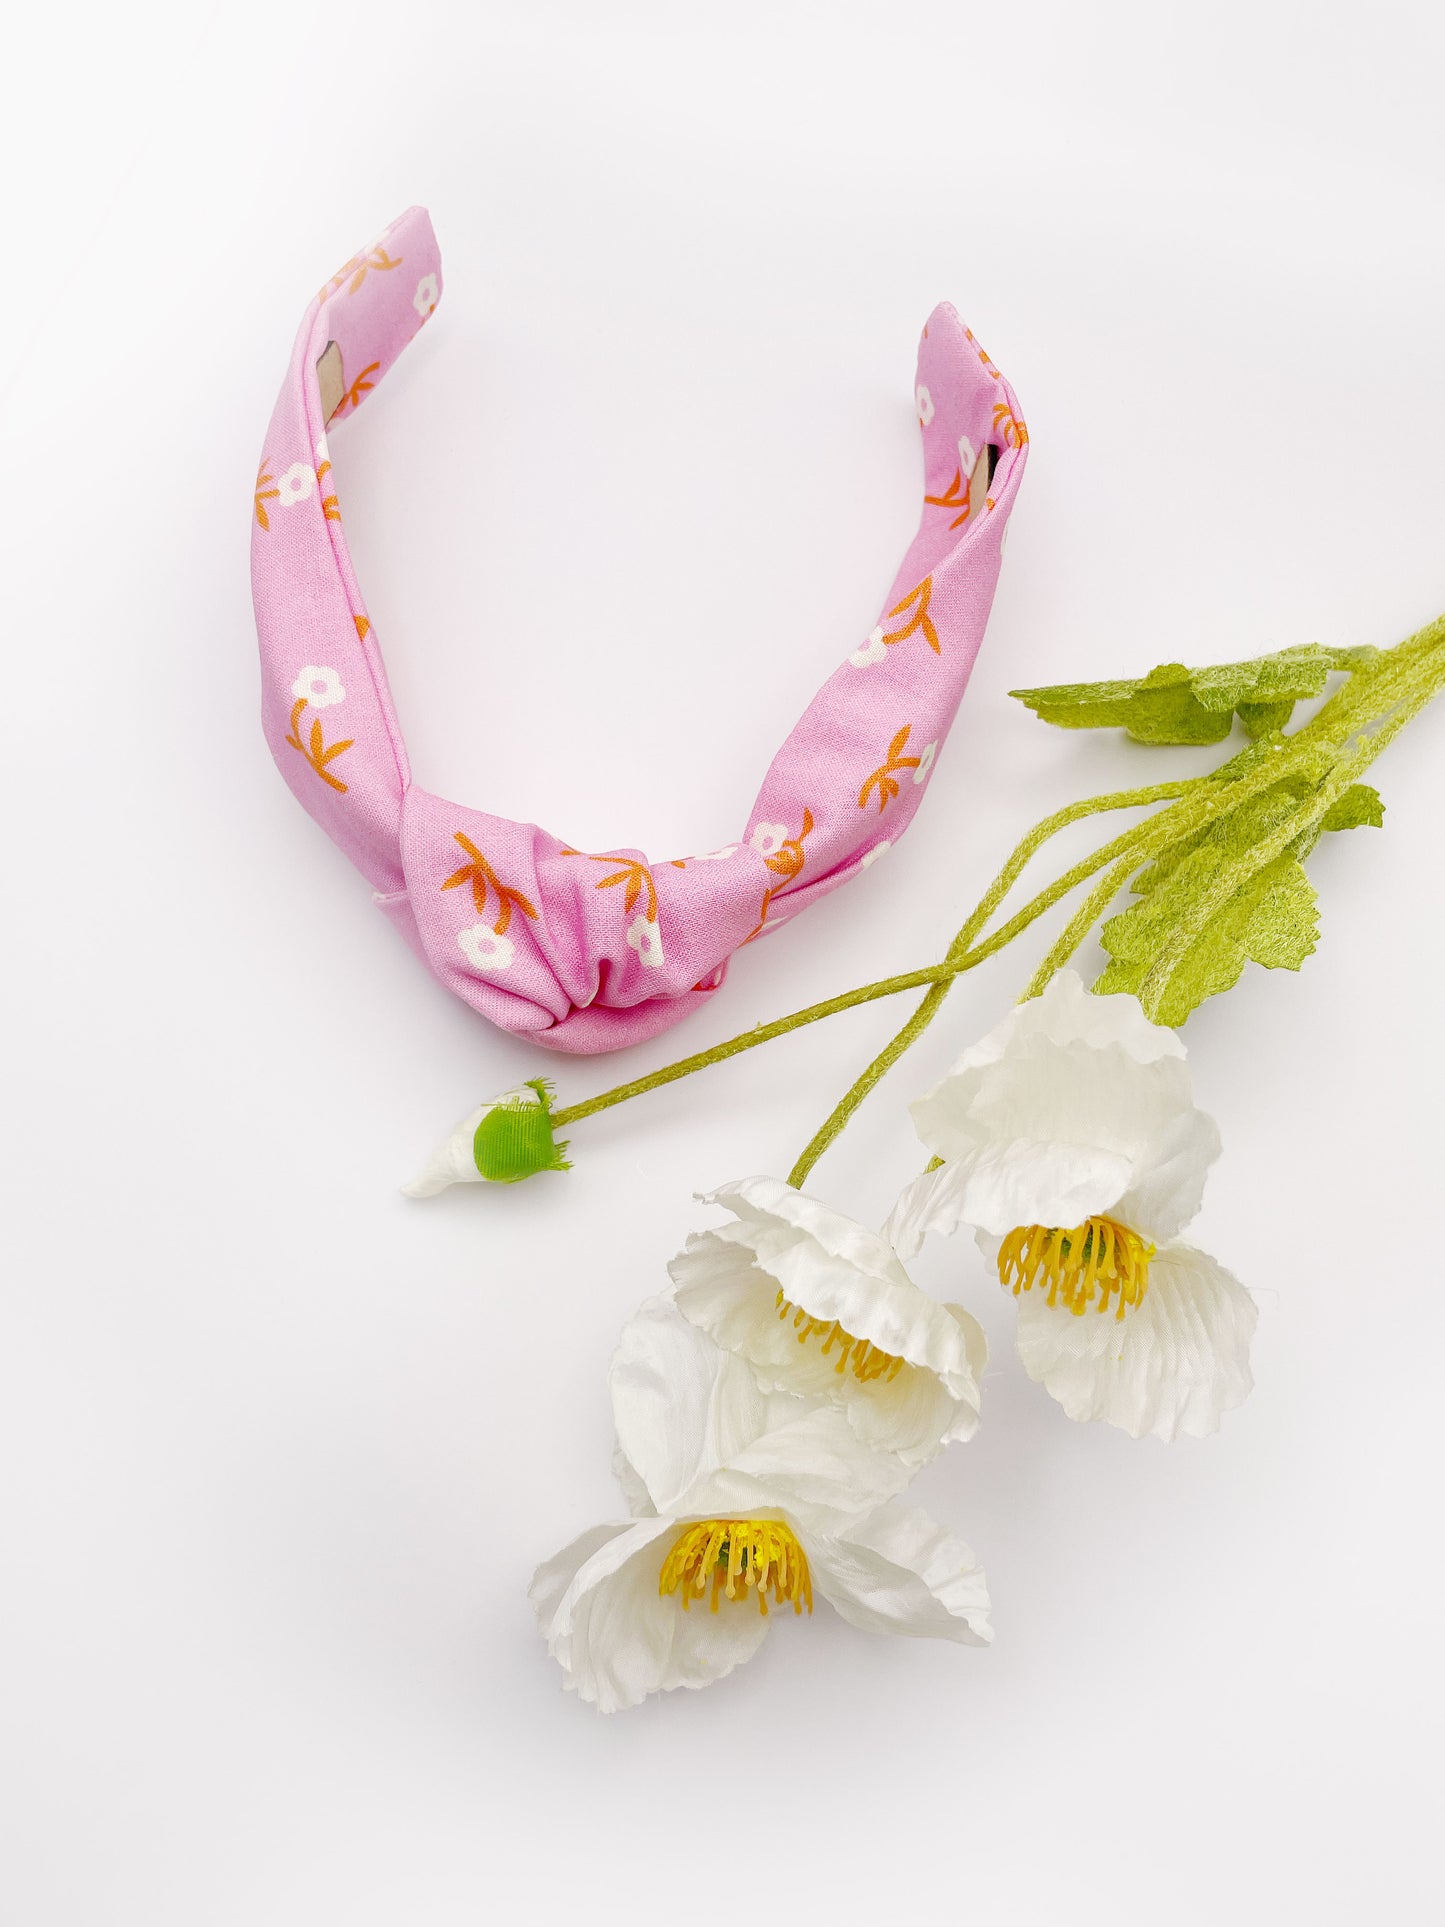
[808,1504,992,1644]
[529,1517,770,1713]
[884,1139,1134,1252]
[610,1295,796,1516]
[683,1402,912,1531]
[1114,1104,1223,1243]
[1013,1239,1257,1440]
[671,1178,986,1466]
[902,972,1218,1243]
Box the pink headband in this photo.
[251,208,1028,1054]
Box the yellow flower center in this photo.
[997,1216,1154,1322]
[659,1520,814,1616]
[775,1288,906,1383]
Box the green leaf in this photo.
[1320,782,1385,832]
[1096,846,1319,1025]
[1012,642,1377,746]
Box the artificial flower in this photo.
[885,970,1255,1441]
[670,1177,984,1467]
[532,1298,990,1711]
[290,665,345,708]
[275,460,317,507]
[403,1080,569,1196]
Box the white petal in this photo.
[400,1101,490,1198]
[1115,1102,1223,1243]
[944,970,1186,1080]
[1014,1239,1257,1440]
[684,1401,912,1531]
[610,1295,795,1517]
[530,1517,768,1713]
[884,1140,1134,1251]
[672,1178,986,1465]
[906,976,1217,1241]
[809,1504,992,1644]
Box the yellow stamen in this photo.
[658,1520,814,1616]
[997,1216,1154,1322]
[774,1288,906,1383]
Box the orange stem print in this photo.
[992,401,1028,449]
[923,467,971,530]
[442,834,540,935]
[284,699,354,793]
[966,327,1002,380]
[254,460,280,531]
[333,362,380,417]
[881,579,941,656]
[858,726,922,814]
[745,808,816,942]
[317,458,341,522]
[561,851,660,922]
[317,246,404,304]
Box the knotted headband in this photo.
[252,208,1028,1053]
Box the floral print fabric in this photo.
[251,206,1028,1054]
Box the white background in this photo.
[4,3,1443,1920]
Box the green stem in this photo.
[782,780,1204,1188]
[552,780,1200,1135]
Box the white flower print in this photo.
[314,433,330,466]
[957,434,977,477]
[290,666,345,709]
[850,627,888,669]
[913,741,937,785]
[276,461,317,508]
[414,273,439,317]
[860,840,890,868]
[626,914,665,969]
[689,846,739,862]
[916,384,935,426]
[458,924,516,973]
[750,823,789,859]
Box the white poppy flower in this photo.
[860,840,890,868]
[850,626,887,668]
[669,1177,985,1467]
[884,970,1254,1442]
[458,923,515,973]
[913,741,937,784]
[290,665,345,708]
[750,822,788,858]
[626,913,665,968]
[414,272,439,316]
[276,461,317,507]
[916,383,935,425]
[532,1299,990,1712]
[402,1081,570,1196]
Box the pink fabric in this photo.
[251,208,1028,1054]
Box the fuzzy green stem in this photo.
[782,781,1204,1188]
[551,780,1200,1136]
